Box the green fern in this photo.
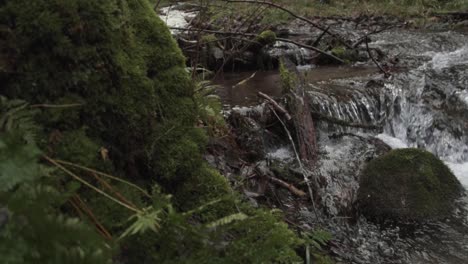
[0,96,113,263]
[302,229,332,250]
[0,97,42,191]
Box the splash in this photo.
[430,45,468,70]
[159,6,196,34]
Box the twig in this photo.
[268,176,306,197]
[267,105,320,219]
[276,37,345,64]
[169,27,344,64]
[365,36,390,78]
[312,25,330,47]
[92,173,138,209]
[154,0,163,10]
[352,25,397,48]
[43,155,141,213]
[225,0,353,49]
[71,195,113,240]
[30,103,83,108]
[53,159,151,198]
[257,91,292,120]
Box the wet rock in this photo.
[316,133,391,216]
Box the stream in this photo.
[217,29,468,264]
[159,6,468,263]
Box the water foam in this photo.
[430,45,468,70]
[159,6,196,34]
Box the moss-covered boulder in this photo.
[0,0,303,262]
[357,148,463,222]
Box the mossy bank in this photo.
[0,0,302,262]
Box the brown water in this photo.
[213,66,378,107]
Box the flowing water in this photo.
[158,7,468,262]
[220,29,468,264]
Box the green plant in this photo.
[0,97,113,264]
[302,229,334,264]
[279,60,297,93]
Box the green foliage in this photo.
[0,97,113,263]
[303,229,332,251]
[194,80,225,136]
[358,148,463,222]
[279,61,297,93]
[302,229,334,264]
[0,1,303,263]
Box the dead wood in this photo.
[225,0,353,49]
[365,36,390,78]
[268,176,306,197]
[257,91,292,120]
[169,27,345,64]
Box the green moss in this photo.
[279,60,297,93]
[331,46,359,63]
[217,208,303,263]
[1,0,199,181]
[357,148,463,222]
[0,1,302,262]
[256,30,277,46]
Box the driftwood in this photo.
[268,176,306,197]
[257,91,292,120]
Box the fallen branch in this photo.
[276,37,345,64]
[169,27,345,64]
[268,105,320,219]
[312,111,382,130]
[312,25,330,47]
[225,0,353,49]
[258,91,292,120]
[365,36,389,78]
[268,176,306,197]
[352,25,397,48]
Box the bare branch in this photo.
[269,176,306,197]
[169,27,345,64]
[365,36,390,78]
[258,91,292,120]
[224,0,353,49]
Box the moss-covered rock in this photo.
[357,148,463,222]
[0,0,303,262]
[256,30,277,46]
[0,0,198,181]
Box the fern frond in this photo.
[119,206,163,239]
[206,213,248,229]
